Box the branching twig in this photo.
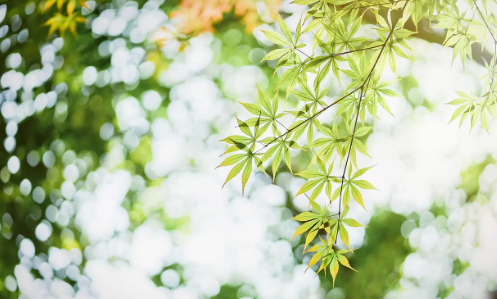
[332,1,409,245]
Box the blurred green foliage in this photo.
[318,211,409,299]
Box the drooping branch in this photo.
[333,2,409,245]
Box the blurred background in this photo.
[1,1,497,298]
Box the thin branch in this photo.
[331,45,383,57]
[296,48,311,59]
[339,0,405,11]
[253,41,391,154]
[275,118,288,131]
[333,1,409,246]
[474,0,497,89]
[254,86,360,154]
